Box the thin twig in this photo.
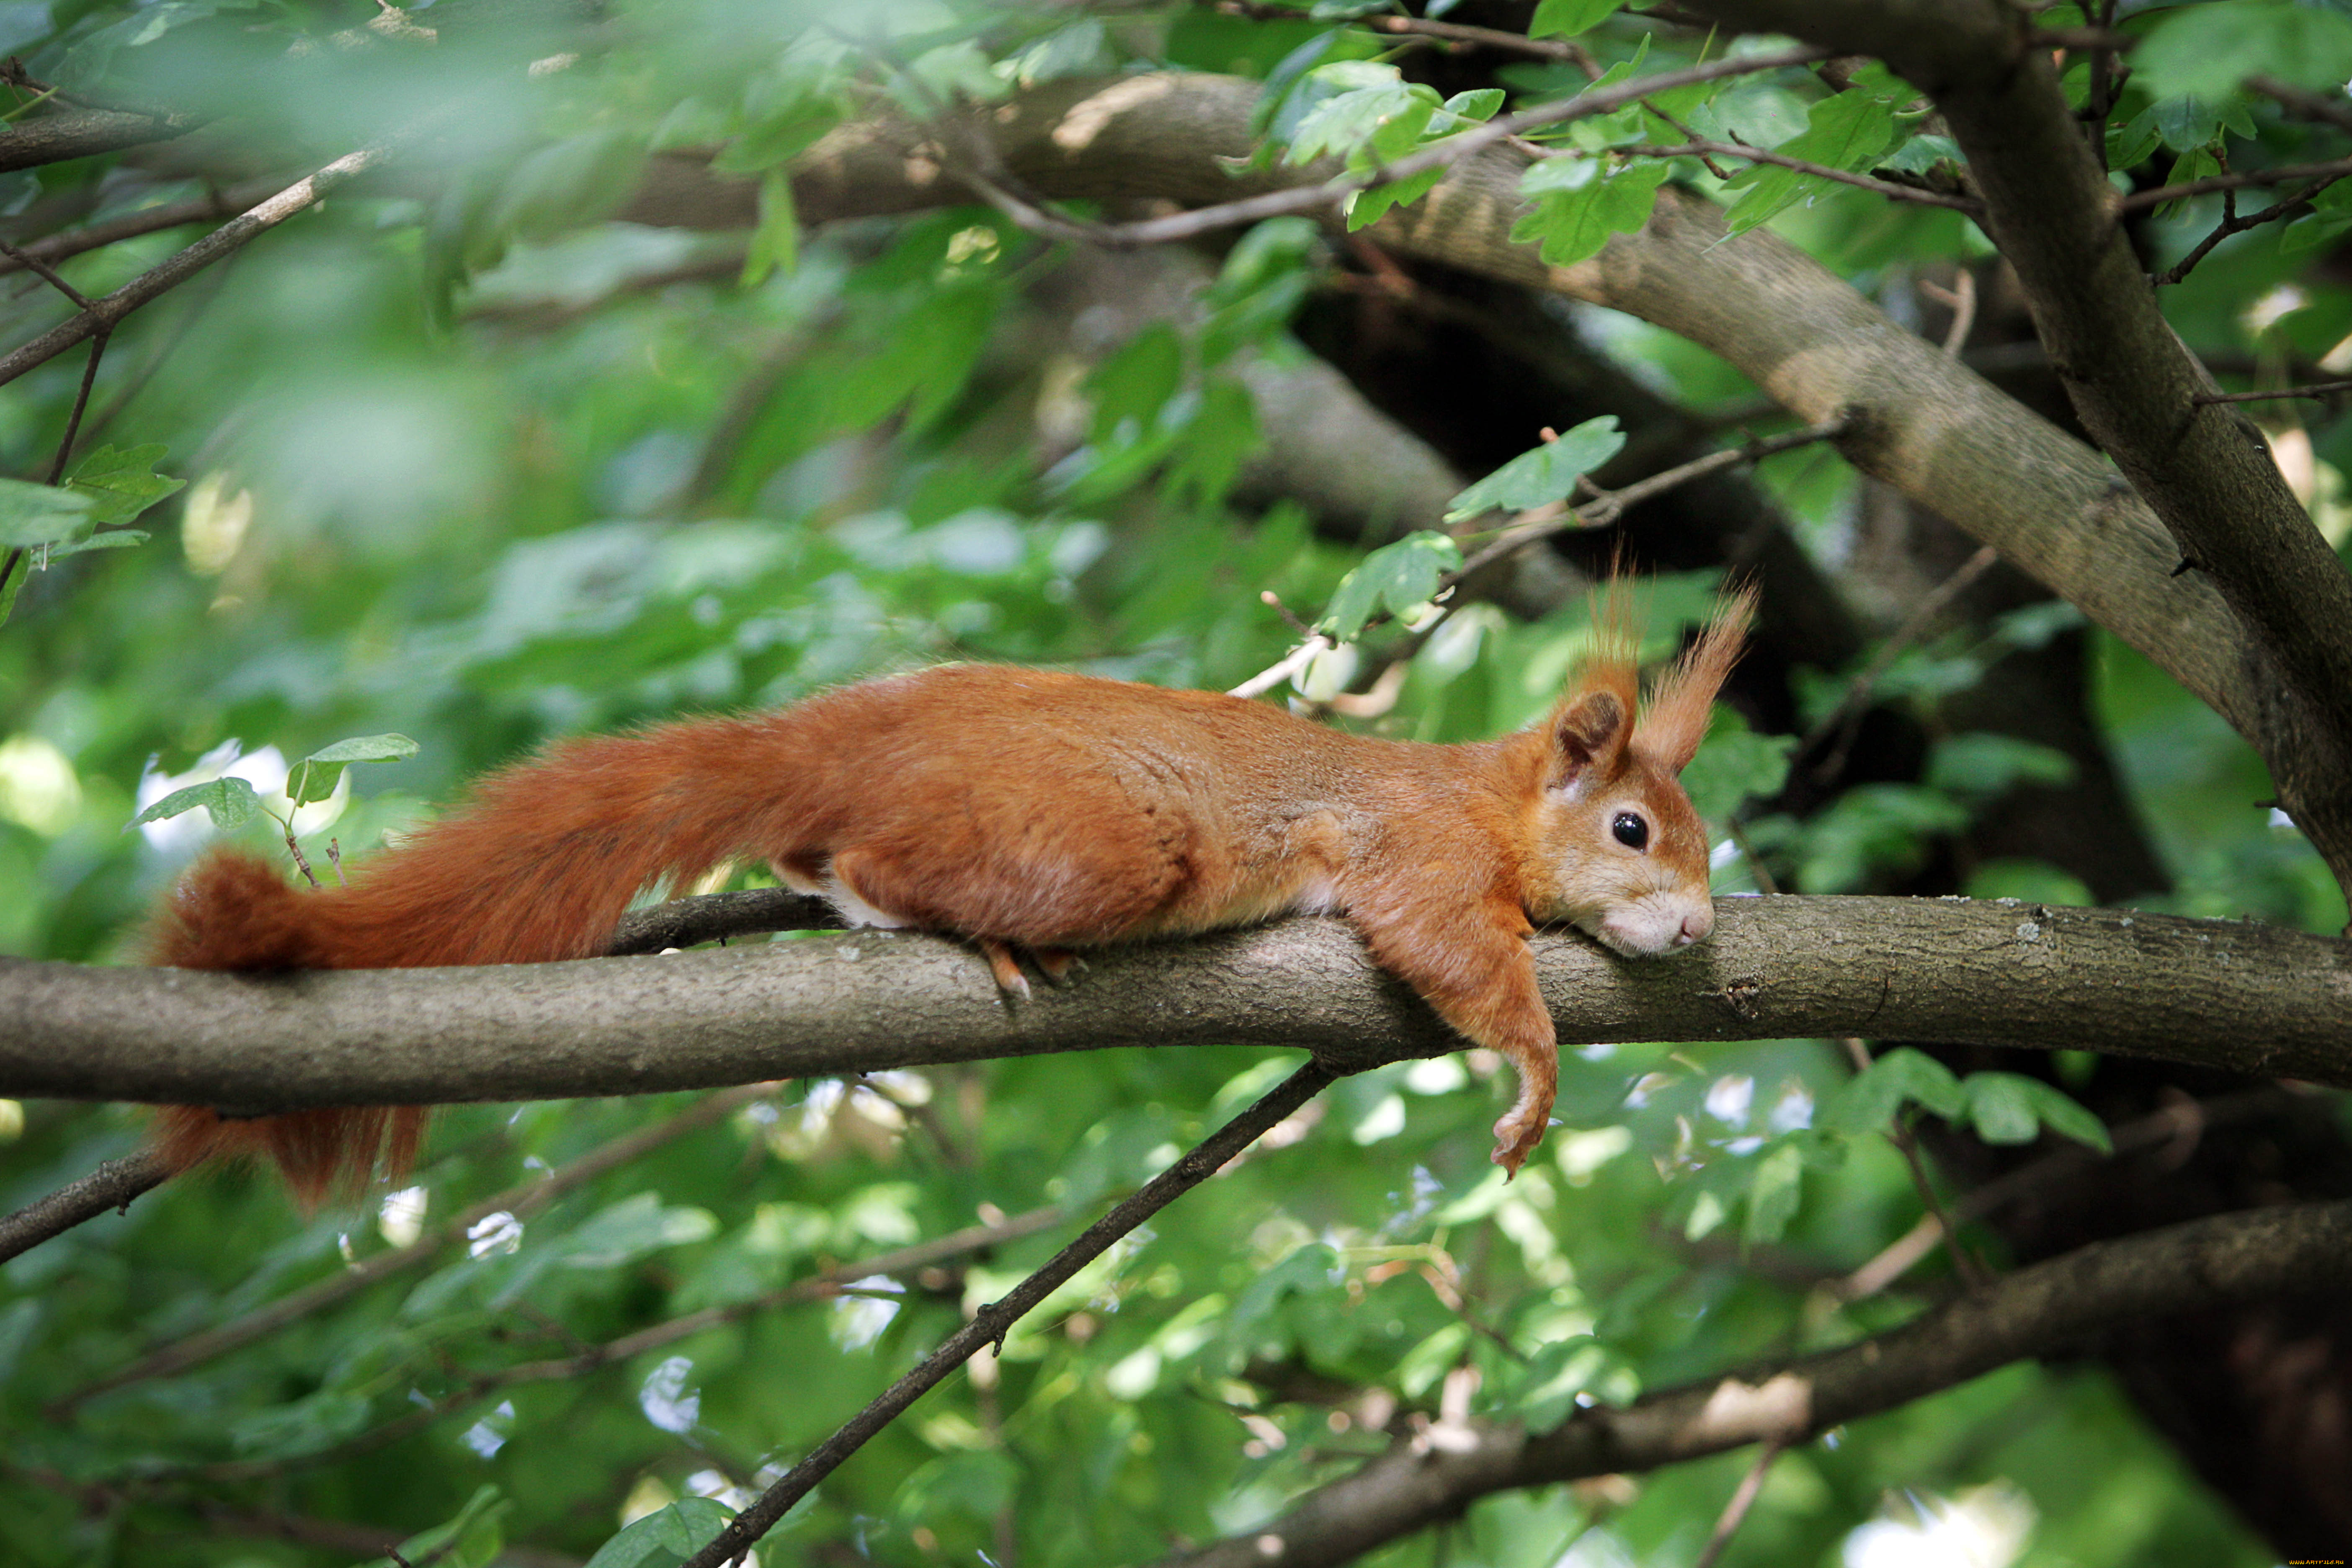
[677,1061,1336,1568]
[43,326,107,483]
[932,46,1830,252]
[0,177,285,278]
[1616,140,1981,211]
[0,235,90,306]
[1921,270,1976,357]
[0,141,396,392]
[2249,75,2352,139]
[0,1151,170,1264]
[1803,544,2000,781]
[2152,180,2333,288]
[2192,379,2352,405]
[1224,418,1849,704]
[57,1084,780,1411]
[1834,1090,2282,1302]
[2117,157,2352,213]
[1455,416,1851,580]
[1689,1439,1782,1568]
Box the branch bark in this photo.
[1155,1198,2352,1567]
[6,898,2348,1109]
[1681,0,2352,900]
[0,106,208,174]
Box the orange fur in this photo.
[152,597,1749,1190]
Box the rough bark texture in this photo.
[1685,0,2352,901]
[8,898,2350,1108]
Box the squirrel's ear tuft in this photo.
[1637,586,1756,773]
[1550,685,1632,787]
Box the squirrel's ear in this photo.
[1550,686,1631,789]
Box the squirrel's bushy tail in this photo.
[148,713,811,1203]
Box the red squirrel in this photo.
[150,590,1751,1201]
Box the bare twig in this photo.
[1689,1440,1782,1568]
[678,1060,1336,1568]
[1920,270,1976,357]
[1802,543,2001,781]
[0,177,285,278]
[0,1151,170,1264]
[1616,140,1982,211]
[2249,75,2352,139]
[1463,417,1850,573]
[2117,157,2352,213]
[2152,180,2334,288]
[0,141,396,392]
[2192,379,2352,406]
[0,236,90,306]
[43,327,107,484]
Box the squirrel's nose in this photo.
[1677,905,1714,944]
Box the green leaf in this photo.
[1926,733,2076,799]
[284,732,418,805]
[1723,90,1899,234]
[1821,1047,1965,1132]
[2135,0,2352,102]
[1529,0,1620,39]
[1509,157,1670,266]
[38,528,148,558]
[1679,712,1795,824]
[1348,163,1445,229]
[1288,69,1433,165]
[739,168,798,288]
[129,775,261,832]
[1511,1336,1625,1433]
[1088,323,1185,444]
[1443,88,1505,124]
[1444,415,1625,521]
[581,1498,735,1568]
[0,477,95,548]
[1317,531,1463,641]
[1743,1141,1805,1244]
[64,443,186,526]
[1961,1072,2112,1152]
[375,1485,510,1568]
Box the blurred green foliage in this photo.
[0,0,2342,1564]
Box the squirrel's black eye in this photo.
[1611,811,1649,851]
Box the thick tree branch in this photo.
[1155,1198,2352,1567]
[6,899,2348,1110]
[1684,0,2352,901]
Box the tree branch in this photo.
[0,141,392,391]
[1154,1198,2352,1566]
[0,106,208,174]
[0,1151,168,1264]
[1682,0,2352,905]
[8,899,2349,1110]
